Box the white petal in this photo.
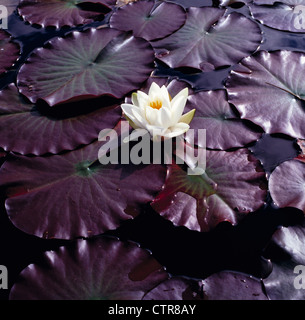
[171,122,190,132]
[146,124,164,141]
[145,106,159,125]
[171,87,188,107]
[121,103,137,121]
[148,82,162,99]
[160,85,171,108]
[137,90,149,108]
[164,122,190,138]
[131,106,148,128]
[156,106,172,128]
[170,95,188,125]
[121,104,140,128]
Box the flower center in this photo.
[149,99,162,110]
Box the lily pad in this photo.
[143,271,267,300]
[0,83,122,155]
[185,89,262,150]
[263,225,305,299]
[226,50,305,139]
[9,237,168,300]
[219,0,250,5]
[17,0,114,28]
[143,277,204,300]
[0,137,166,239]
[201,271,268,300]
[110,0,186,41]
[249,0,305,33]
[269,159,305,211]
[152,148,267,231]
[17,27,155,106]
[152,7,262,71]
[0,30,20,75]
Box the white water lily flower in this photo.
[121,82,195,141]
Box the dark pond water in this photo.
[0,1,305,300]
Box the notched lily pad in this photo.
[0,83,122,155]
[226,50,305,139]
[152,6,262,71]
[17,0,115,28]
[201,271,268,300]
[0,137,167,239]
[143,277,204,300]
[269,159,305,211]
[219,0,250,5]
[0,30,20,75]
[152,148,267,231]
[143,271,267,300]
[185,89,262,150]
[110,0,186,41]
[249,0,305,33]
[263,225,305,299]
[17,27,155,106]
[9,237,168,300]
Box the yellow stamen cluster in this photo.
[149,100,162,110]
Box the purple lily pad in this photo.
[226,50,305,139]
[17,0,115,28]
[144,271,267,300]
[185,89,262,150]
[110,0,186,41]
[152,148,267,232]
[263,225,305,299]
[220,0,251,5]
[0,137,166,239]
[143,277,204,300]
[249,0,305,33]
[162,0,214,8]
[10,237,168,300]
[152,7,262,71]
[17,27,155,106]
[269,159,305,211]
[0,83,122,155]
[0,30,20,75]
[202,271,268,300]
